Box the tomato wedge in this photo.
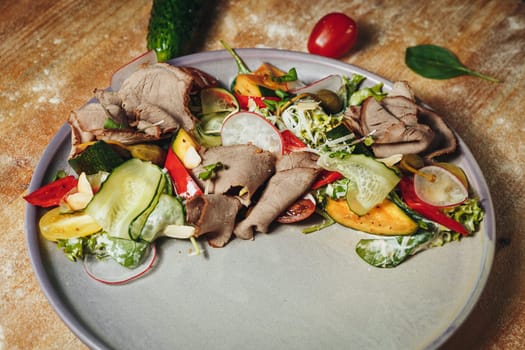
[276,195,316,224]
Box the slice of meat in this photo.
[192,144,276,206]
[388,81,415,101]
[93,88,128,128]
[417,106,457,160]
[186,194,242,247]
[342,81,457,160]
[94,128,162,144]
[360,97,398,139]
[233,151,321,240]
[94,88,122,106]
[233,167,321,240]
[343,105,363,135]
[275,151,319,172]
[118,63,198,131]
[178,66,219,94]
[134,103,180,134]
[381,96,418,126]
[360,97,435,157]
[68,102,107,153]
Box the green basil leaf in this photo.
[405,44,499,82]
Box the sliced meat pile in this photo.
[185,147,321,246]
[234,151,321,240]
[344,81,457,160]
[191,144,276,206]
[68,63,217,157]
[186,194,242,248]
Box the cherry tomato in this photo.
[307,12,358,58]
[276,196,316,224]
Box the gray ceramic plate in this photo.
[25,49,495,350]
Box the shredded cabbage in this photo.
[280,99,343,148]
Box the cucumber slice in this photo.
[85,158,165,240]
[140,194,186,242]
[200,111,230,134]
[200,87,239,115]
[318,153,400,216]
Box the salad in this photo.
[25,46,484,283]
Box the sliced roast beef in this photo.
[343,105,363,134]
[68,103,107,153]
[118,63,200,131]
[92,88,129,128]
[341,81,457,159]
[388,81,415,101]
[94,128,162,144]
[381,96,419,126]
[178,66,219,94]
[186,194,242,248]
[233,167,321,240]
[362,97,434,157]
[69,63,217,156]
[192,144,276,206]
[417,106,457,160]
[275,151,319,172]
[133,103,180,134]
[94,88,123,106]
[360,97,434,147]
[234,151,321,240]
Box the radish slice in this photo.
[110,50,158,91]
[221,111,283,154]
[290,75,343,95]
[414,165,468,207]
[83,244,157,285]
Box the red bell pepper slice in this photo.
[164,147,203,200]
[281,129,307,154]
[235,94,280,110]
[399,177,469,236]
[311,170,344,190]
[23,175,78,207]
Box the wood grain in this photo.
[1,0,524,349]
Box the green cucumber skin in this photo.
[147,0,203,62]
[85,158,165,240]
[68,141,127,175]
[140,194,185,242]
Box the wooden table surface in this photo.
[1,0,524,349]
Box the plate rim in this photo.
[24,48,496,350]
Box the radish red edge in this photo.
[83,244,158,285]
[221,111,284,155]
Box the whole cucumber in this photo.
[147,0,204,62]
